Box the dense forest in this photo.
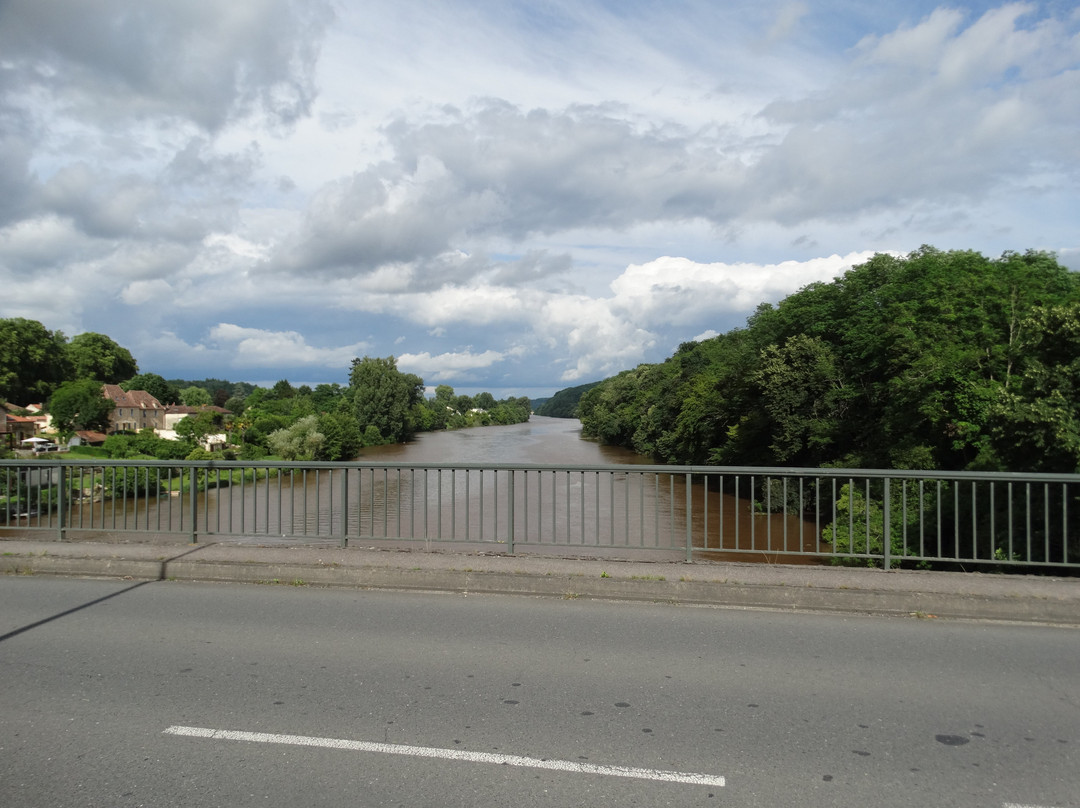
[534,381,602,418]
[0,321,530,462]
[578,247,1080,473]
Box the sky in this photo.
[1,1,1078,398]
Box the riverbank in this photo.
[2,536,1077,626]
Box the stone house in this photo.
[101,385,164,433]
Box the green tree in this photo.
[434,385,455,406]
[66,332,138,384]
[271,379,296,399]
[348,356,424,443]
[267,415,324,460]
[175,411,218,446]
[316,411,363,460]
[48,380,114,438]
[122,373,181,405]
[181,386,213,407]
[311,383,345,412]
[0,318,70,403]
[988,304,1080,472]
[752,335,847,464]
[578,247,1080,472]
[535,381,601,418]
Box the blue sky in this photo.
[2,1,1078,397]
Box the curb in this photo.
[2,552,1077,626]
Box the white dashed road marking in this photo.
[163,724,726,787]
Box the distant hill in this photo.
[535,381,602,418]
[530,397,551,411]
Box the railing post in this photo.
[189,465,198,544]
[340,468,348,548]
[507,470,515,555]
[882,477,891,570]
[685,472,693,563]
[57,465,66,542]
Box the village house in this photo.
[101,385,164,433]
[1,408,44,449]
[161,404,231,430]
[157,404,232,452]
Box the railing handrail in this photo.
[4,457,1077,570]
[2,457,1077,484]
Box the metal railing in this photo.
[2,458,1077,570]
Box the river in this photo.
[355,416,824,563]
[35,417,825,563]
[357,415,651,466]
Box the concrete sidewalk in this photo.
[1,536,1078,626]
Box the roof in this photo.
[102,385,163,410]
[74,430,108,444]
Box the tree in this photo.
[577,247,1080,472]
[122,373,181,405]
[266,415,324,460]
[311,383,345,412]
[66,332,138,384]
[0,318,70,403]
[535,381,601,418]
[988,304,1080,472]
[181,386,212,407]
[348,356,424,443]
[752,335,847,465]
[48,380,114,438]
[175,411,218,446]
[316,411,363,460]
[271,379,296,399]
[434,385,455,406]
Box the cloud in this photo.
[264,101,748,279]
[1,1,1078,396]
[0,0,334,131]
[207,324,369,369]
[767,2,810,42]
[266,3,1080,287]
[398,349,510,383]
[609,252,881,326]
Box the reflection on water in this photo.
[51,417,826,562]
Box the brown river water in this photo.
[34,417,826,563]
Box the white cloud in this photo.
[1,1,1077,395]
[120,279,175,306]
[398,349,509,383]
[609,252,881,325]
[767,2,810,42]
[207,324,369,369]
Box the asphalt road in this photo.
[1,577,1076,808]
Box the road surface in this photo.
[0,577,1076,807]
